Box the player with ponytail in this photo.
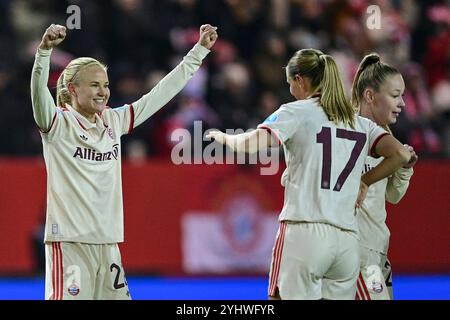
[351,53,418,300]
[208,49,411,299]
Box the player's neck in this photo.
[359,104,375,122]
[72,104,96,123]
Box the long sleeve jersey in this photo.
[31,44,210,243]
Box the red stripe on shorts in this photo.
[356,276,365,300]
[52,243,56,299]
[52,242,64,300]
[269,221,287,296]
[359,273,371,300]
[58,242,63,300]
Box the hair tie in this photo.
[318,54,327,66]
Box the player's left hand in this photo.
[403,144,418,168]
[198,24,218,50]
[355,180,368,209]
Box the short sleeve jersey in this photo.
[258,98,388,233]
[357,156,390,252]
[357,157,413,253]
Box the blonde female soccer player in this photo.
[351,54,418,300]
[207,49,411,299]
[31,23,218,300]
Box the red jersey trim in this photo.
[39,111,58,134]
[76,118,87,131]
[98,107,110,128]
[128,104,135,134]
[370,132,390,158]
[258,124,282,146]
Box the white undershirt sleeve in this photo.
[385,167,414,204]
[30,48,57,132]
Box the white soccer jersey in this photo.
[357,157,413,253]
[31,44,210,243]
[258,97,388,233]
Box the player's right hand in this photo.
[403,144,418,168]
[355,180,368,209]
[206,130,227,145]
[39,24,67,50]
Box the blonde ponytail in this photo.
[286,49,355,128]
[319,55,356,129]
[56,57,107,108]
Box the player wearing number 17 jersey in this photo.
[207,48,410,299]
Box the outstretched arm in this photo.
[206,128,279,154]
[30,24,66,131]
[129,24,218,129]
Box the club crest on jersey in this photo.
[68,283,80,296]
[107,127,115,140]
[371,281,383,293]
[73,144,120,161]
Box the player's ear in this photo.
[67,82,77,96]
[294,74,304,88]
[363,87,374,104]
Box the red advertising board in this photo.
[0,158,448,274]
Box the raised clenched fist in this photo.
[197,24,218,50]
[39,24,67,50]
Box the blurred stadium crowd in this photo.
[0,0,449,159]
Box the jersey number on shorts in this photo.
[316,127,366,191]
[110,263,126,290]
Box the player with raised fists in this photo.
[31,23,217,300]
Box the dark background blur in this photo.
[0,0,449,159]
[0,1,449,300]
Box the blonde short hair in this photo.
[56,57,107,107]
